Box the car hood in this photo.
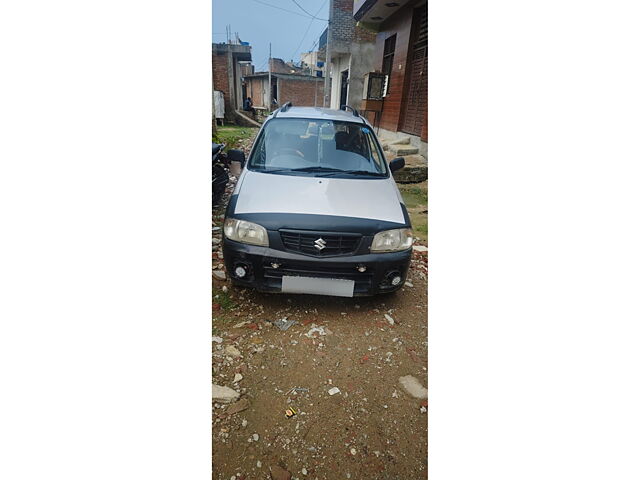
[234,170,406,224]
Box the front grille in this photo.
[279,229,362,256]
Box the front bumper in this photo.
[222,238,412,296]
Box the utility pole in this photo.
[268,42,272,111]
[323,3,332,108]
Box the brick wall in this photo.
[212,52,231,116]
[269,58,303,74]
[330,0,375,50]
[278,78,324,107]
[239,63,254,77]
[247,77,265,107]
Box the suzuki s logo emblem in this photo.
[314,238,327,250]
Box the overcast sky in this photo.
[213,0,330,71]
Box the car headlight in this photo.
[370,228,413,252]
[223,218,269,246]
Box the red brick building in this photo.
[268,58,304,75]
[212,42,252,122]
[245,73,324,109]
[354,0,427,154]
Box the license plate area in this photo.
[281,276,355,297]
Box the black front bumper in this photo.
[222,239,412,296]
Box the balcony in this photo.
[353,0,411,24]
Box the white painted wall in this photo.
[329,54,351,110]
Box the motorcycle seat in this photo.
[212,143,223,156]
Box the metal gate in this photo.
[400,7,427,137]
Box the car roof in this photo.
[269,106,366,123]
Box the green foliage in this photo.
[214,125,257,150]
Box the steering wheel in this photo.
[276,147,304,158]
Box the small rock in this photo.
[405,281,413,287]
[384,314,395,325]
[413,245,427,253]
[213,270,227,281]
[233,373,243,383]
[328,387,341,396]
[301,467,307,475]
[225,345,241,358]
[212,336,223,343]
[398,375,428,399]
[242,419,248,427]
[252,433,259,441]
[222,285,228,292]
[212,384,240,403]
[350,448,356,455]
[257,460,262,468]
[420,406,427,413]
[231,476,236,480]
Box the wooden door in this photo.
[400,7,427,136]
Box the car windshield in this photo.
[247,118,388,177]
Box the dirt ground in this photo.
[212,132,428,480]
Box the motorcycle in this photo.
[212,142,230,207]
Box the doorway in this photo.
[340,69,349,108]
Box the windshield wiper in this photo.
[255,168,294,174]
[289,166,344,172]
[255,167,341,174]
[315,169,385,177]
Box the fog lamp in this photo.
[357,265,367,272]
[235,266,247,278]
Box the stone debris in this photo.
[301,467,308,475]
[242,419,248,427]
[274,318,296,331]
[413,245,428,253]
[252,433,259,441]
[305,325,328,337]
[420,406,427,413]
[405,280,414,287]
[212,270,227,281]
[384,314,395,325]
[225,345,241,358]
[212,384,240,404]
[257,460,262,468]
[398,375,428,399]
[327,387,341,396]
[233,373,243,383]
[350,448,357,455]
[212,336,223,343]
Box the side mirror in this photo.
[227,149,246,167]
[389,157,405,173]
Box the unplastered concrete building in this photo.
[324,0,377,111]
[212,42,252,122]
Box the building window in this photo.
[382,34,396,94]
